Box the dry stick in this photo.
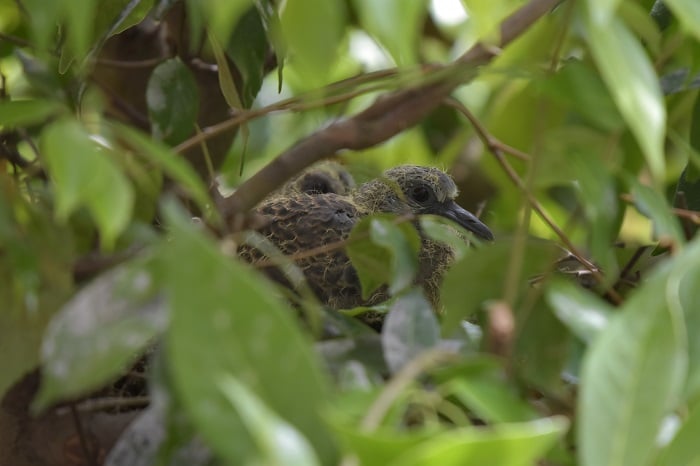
[449,98,623,303]
[217,0,561,230]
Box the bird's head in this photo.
[286,161,355,195]
[354,165,494,241]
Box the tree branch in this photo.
[219,0,561,229]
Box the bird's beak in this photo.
[441,201,494,241]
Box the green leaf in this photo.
[656,403,700,466]
[347,215,421,299]
[461,0,526,44]
[578,257,688,466]
[41,118,134,247]
[217,375,321,466]
[146,58,200,145]
[389,417,568,466]
[629,178,685,247]
[353,0,427,65]
[226,6,268,107]
[0,99,64,127]
[61,0,97,62]
[34,259,165,409]
[95,0,156,38]
[664,0,700,42]
[161,204,335,464]
[582,4,666,182]
[546,278,613,343]
[113,124,212,217]
[382,290,439,373]
[279,0,346,86]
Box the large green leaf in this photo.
[34,259,164,409]
[226,6,268,107]
[41,118,134,247]
[578,255,688,466]
[161,204,335,464]
[353,0,427,66]
[582,2,666,182]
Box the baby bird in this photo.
[281,160,355,195]
[240,165,493,316]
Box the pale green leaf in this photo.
[34,260,164,409]
[664,0,700,42]
[582,9,666,182]
[353,0,427,65]
[41,118,134,247]
[279,0,346,86]
[656,403,700,466]
[578,255,688,466]
[218,375,321,466]
[162,204,335,464]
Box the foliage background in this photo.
[1,0,700,465]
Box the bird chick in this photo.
[281,161,355,195]
[240,165,493,320]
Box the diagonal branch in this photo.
[219,0,562,230]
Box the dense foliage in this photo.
[1,0,700,465]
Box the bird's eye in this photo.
[410,186,431,203]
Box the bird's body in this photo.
[240,165,493,317]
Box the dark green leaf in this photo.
[34,259,165,409]
[227,6,268,107]
[146,58,199,145]
[382,290,439,373]
[161,204,335,464]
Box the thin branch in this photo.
[217,0,561,229]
